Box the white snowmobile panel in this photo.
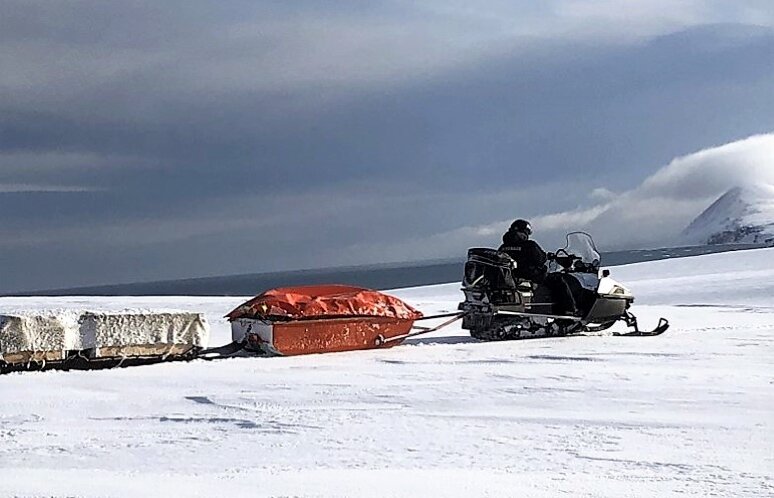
[597,276,634,299]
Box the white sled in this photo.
[0,311,209,373]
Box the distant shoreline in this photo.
[6,243,768,297]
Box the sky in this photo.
[1,1,774,292]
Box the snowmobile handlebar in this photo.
[548,250,599,273]
[548,250,579,267]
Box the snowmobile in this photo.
[458,232,669,340]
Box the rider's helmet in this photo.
[510,219,532,239]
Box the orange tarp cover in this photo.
[226,285,423,321]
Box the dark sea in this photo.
[10,243,768,297]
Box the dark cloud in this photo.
[0,0,773,292]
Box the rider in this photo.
[499,219,579,316]
[499,219,547,283]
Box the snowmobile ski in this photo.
[613,317,670,337]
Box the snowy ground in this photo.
[1,249,773,497]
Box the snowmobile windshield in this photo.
[563,232,601,269]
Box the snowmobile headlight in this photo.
[612,286,626,295]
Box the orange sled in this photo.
[227,285,427,356]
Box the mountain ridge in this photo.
[683,183,774,245]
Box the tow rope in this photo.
[375,312,467,346]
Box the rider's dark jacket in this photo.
[499,230,548,283]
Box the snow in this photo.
[80,312,209,349]
[683,183,774,244]
[1,249,773,497]
[0,312,78,355]
[0,311,209,358]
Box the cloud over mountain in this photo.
[539,134,774,248]
[421,133,774,253]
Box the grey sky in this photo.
[1,1,773,292]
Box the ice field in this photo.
[0,248,772,497]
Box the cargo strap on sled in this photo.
[374,312,467,346]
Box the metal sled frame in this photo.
[0,345,201,375]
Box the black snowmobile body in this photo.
[458,233,669,341]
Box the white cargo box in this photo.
[0,311,209,365]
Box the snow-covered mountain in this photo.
[682,183,774,245]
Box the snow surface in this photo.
[1,249,773,497]
[683,183,774,244]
